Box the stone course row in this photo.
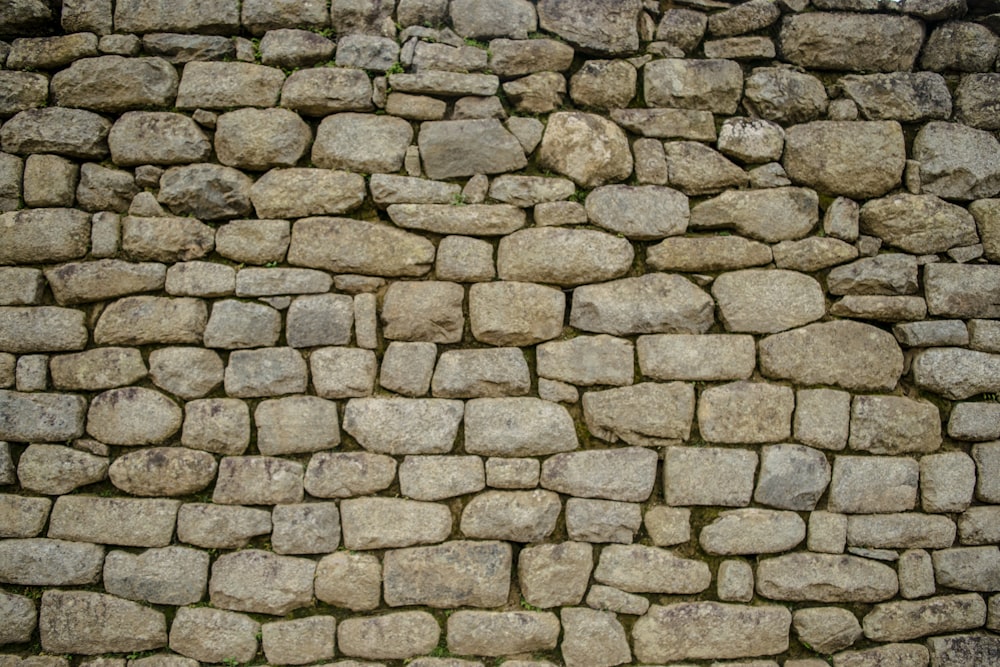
[4,0,1000,665]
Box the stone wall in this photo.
[1,0,1000,665]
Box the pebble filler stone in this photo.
[1,0,1000,665]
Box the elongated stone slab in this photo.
[594,544,710,594]
[0,538,104,585]
[288,217,434,277]
[344,398,464,455]
[0,390,86,442]
[40,591,167,655]
[633,602,790,663]
[387,204,525,236]
[540,447,658,502]
[756,553,898,602]
[464,397,577,457]
[383,540,511,608]
[48,496,180,547]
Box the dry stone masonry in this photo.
[2,0,1000,665]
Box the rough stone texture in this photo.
[700,509,806,555]
[754,444,832,511]
[912,347,1000,400]
[664,446,758,507]
[713,269,824,334]
[847,514,957,550]
[583,382,694,446]
[913,121,1000,200]
[585,185,688,240]
[2,108,112,159]
[315,550,382,610]
[689,187,818,243]
[341,497,451,549]
[927,634,1000,667]
[168,607,259,664]
[647,236,772,271]
[784,121,905,199]
[828,456,919,514]
[0,390,86,442]
[744,67,828,125]
[862,594,987,641]
[861,195,978,254]
[560,608,631,667]
[255,395,340,455]
[344,398,463,455]
[103,546,208,606]
[181,398,249,454]
[0,538,104,585]
[541,447,657,502]
[780,13,924,71]
[86,387,181,446]
[594,544,709,594]
[0,208,91,266]
[447,611,558,656]
[432,348,529,398]
[383,540,511,608]
[212,455,303,505]
[933,546,1000,591]
[48,496,179,547]
[793,607,862,655]
[637,334,754,381]
[950,402,1000,441]
[40,591,167,655]
[52,56,178,113]
[461,490,561,542]
[121,217,215,263]
[0,494,51,537]
[757,553,899,602]
[571,273,712,335]
[0,590,36,644]
[210,550,315,615]
[499,227,634,287]
[261,616,336,666]
[157,164,252,220]
[469,281,564,346]
[535,111,633,187]
[633,603,791,663]
[760,320,904,392]
[849,395,941,455]
[536,0,640,55]
[251,170,365,220]
[337,611,440,661]
[698,381,794,444]
[645,58,742,115]
[17,444,107,495]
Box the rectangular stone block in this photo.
[383,540,511,608]
[48,496,180,547]
[0,390,87,441]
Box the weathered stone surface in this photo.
[341,497,451,549]
[103,546,208,606]
[950,402,1000,441]
[383,540,511,608]
[921,20,999,72]
[689,187,818,243]
[344,398,463,455]
[537,335,633,387]
[895,319,969,348]
[0,307,87,357]
[0,208,91,265]
[833,644,930,667]
[0,71,50,116]
[180,398,249,455]
[698,381,794,444]
[214,109,311,172]
[315,550,381,610]
[664,446,757,507]
[560,608,631,667]
[535,111,632,187]
[518,541,592,608]
[927,634,1000,667]
[847,513,956,550]
[212,455,303,505]
[168,607,259,664]
[583,185,687,240]
[793,607,862,655]
[955,73,1000,131]
[289,218,434,277]
[40,591,166,655]
[45,260,164,306]
[713,269,824,334]
[467,281,563,347]
[926,264,1000,319]
[566,498,640,544]
[912,347,1000,400]
[586,584,649,615]
[399,455,484,502]
[313,113,412,174]
[114,0,238,33]
[0,538,104,585]
[447,611,558,656]
[255,395,340,455]
[109,447,216,497]
[176,62,283,109]
[645,58,742,115]
[662,141,748,196]
[87,387,181,446]
[583,382,693,446]
[700,509,805,555]
[203,299,280,349]
[258,28,334,68]
[488,37,574,77]
[149,347,223,400]
[647,236,771,272]
[913,121,1000,200]
[176,503,271,549]
[772,237,859,272]
[754,444,831,511]
[933,546,1000,591]
[261,616,336,666]
[142,33,235,63]
[849,395,941,455]
[281,67,373,116]
[210,550,315,615]
[541,447,657,502]
[863,594,986,641]
[337,611,440,661]
[780,13,923,71]
[370,174,460,206]
[841,73,952,122]
[0,390,86,441]
[389,71,498,97]
[972,442,1000,503]
[461,490,560,542]
[498,227,633,288]
[860,194,978,254]
[158,163,252,220]
[569,59,636,110]
[412,119,525,181]
[121,216,215,263]
[335,34,398,70]
[717,117,785,164]
[758,553,898,602]
[743,67,828,125]
[270,502,341,555]
[48,496,179,547]
[760,320,904,392]
[960,506,1000,544]
[536,0,640,55]
[0,494,50,537]
[166,261,235,298]
[633,602,790,663]
[828,254,919,296]
[431,348,529,398]
[784,121,904,198]
[76,162,138,213]
[223,347,308,397]
[0,589,36,644]
[594,543,709,594]
[17,444,107,495]
[570,273,712,336]
[465,397,577,456]
[52,56,177,112]
[381,280,463,344]
[251,169,365,219]
[919,452,976,514]
[2,108,111,159]
[828,456,919,514]
[388,204,524,236]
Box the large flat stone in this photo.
[536,0,640,55]
[464,397,577,456]
[344,398,463,455]
[637,334,756,381]
[849,395,941,454]
[535,111,632,187]
[251,169,365,219]
[341,497,451,549]
[633,602,790,663]
[540,447,658,502]
[103,546,209,606]
[52,56,178,112]
[48,496,179,547]
[571,273,713,335]
[780,13,924,72]
[1,108,111,159]
[0,208,91,265]
[418,119,526,180]
[759,320,904,392]
[498,227,633,287]
[828,455,919,514]
[0,538,104,585]
[594,544,710,594]
[583,382,694,446]
[912,347,1000,400]
[713,269,825,334]
[0,390,86,441]
[383,540,511,608]
[289,217,434,277]
[925,264,1000,319]
[913,121,1000,200]
[645,58,743,114]
[115,0,239,33]
[387,204,525,236]
[87,387,182,446]
[469,281,565,346]
[447,611,559,656]
[700,509,806,555]
[862,594,986,642]
[337,611,440,661]
[757,553,898,602]
[860,194,979,254]
[40,591,166,655]
[109,447,216,497]
[210,550,315,616]
[460,490,561,542]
